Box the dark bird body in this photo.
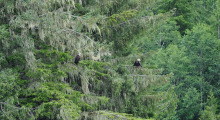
[74,55,80,65]
[133,59,142,67]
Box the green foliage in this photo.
[0,24,9,39]
[36,48,72,64]
[20,82,84,120]
[0,25,10,52]
[0,53,7,68]
[26,62,68,82]
[80,60,110,80]
[6,53,26,68]
[106,10,137,25]
[156,86,178,120]
[182,24,220,79]
[103,10,140,56]
[152,44,190,80]
[1,0,220,119]
[24,48,75,82]
[153,0,193,34]
[98,110,154,120]
[177,88,201,120]
[36,99,81,120]
[200,90,220,120]
[154,20,181,48]
[0,69,20,101]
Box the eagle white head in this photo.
[137,59,140,61]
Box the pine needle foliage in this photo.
[0,0,184,119]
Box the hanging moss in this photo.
[81,110,155,120]
[0,0,179,119]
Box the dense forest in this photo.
[0,0,220,120]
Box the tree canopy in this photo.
[0,0,220,120]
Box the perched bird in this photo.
[74,55,80,65]
[133,59,142,67]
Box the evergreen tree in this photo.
[200,90,220,120]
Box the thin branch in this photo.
[103,13,165,29]
[59,29,95,43]
[157,91,175,113]
[62,12,81,19]
[128,75,162,77]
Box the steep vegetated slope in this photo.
[0,0,220,120]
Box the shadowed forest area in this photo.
[1,0,220,120]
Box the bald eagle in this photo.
[74,55,80,65]
[133,59,142,67]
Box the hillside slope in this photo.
[1,0,220,120]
